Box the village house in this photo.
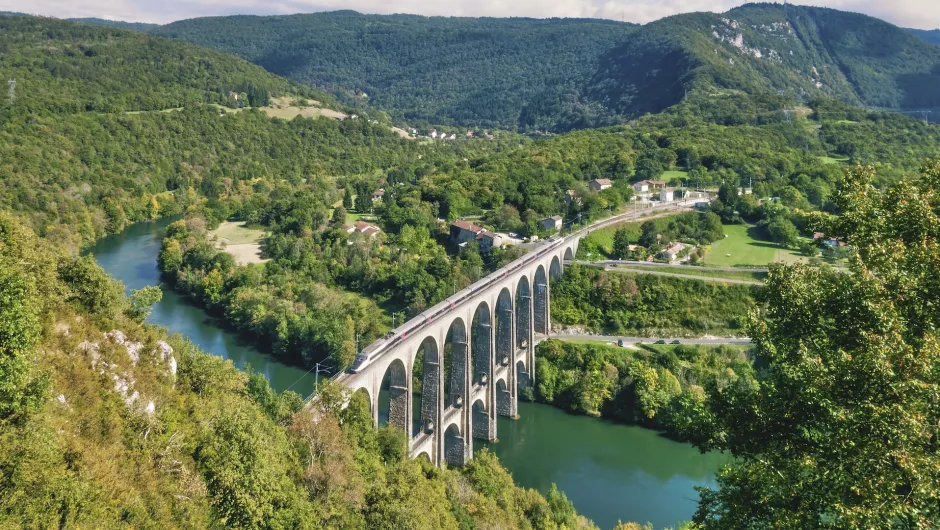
[564,189,581,206]
[632,180,652,193]
[450,220,486,244]
[476,230,507,252]
[371,189,385,202]
[814,232,845,248]
[657,243,686,262]
[589,178,613,191]
[345,220,382,238]
[660,187,675,202]
[540,215,563,231]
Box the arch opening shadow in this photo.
[471,303,492,387]
[471,399,491,441]
[496,378,512,417]
[516,360,533,402]
[495,288,513,369]
[412,337,441,438]
[550,255,562,279]
[564,247,575,262]
[378,359,408,433]
[515,276,532,350]
[534,266,548,335]
[444,424,466,467]
[443,319,468,410]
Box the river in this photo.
[89,217,318,394]
[90,219,725,529]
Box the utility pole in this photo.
[7,79,14,106]
[921,110,931,124]
[313,361,334,393]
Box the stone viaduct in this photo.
[331,200,694,467]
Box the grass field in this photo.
[819,155,850,165]
[611,265,767,282]
[662,170,689,181]
[703,224,806,267]
[580,210,682,257]
[210,222,267,265]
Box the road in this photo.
[548,333,753,346]
[576,260,768,273]
[573,261,764,286]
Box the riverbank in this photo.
[89,217,319,394]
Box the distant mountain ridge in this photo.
[152,11,638,132]
[909,28,940,46]
[587,3,940,117]
[68,17,160,32]
[7,5,940,131]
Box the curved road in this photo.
[577,260,768,273]
[581,265,763,286]
[549,333,753,346]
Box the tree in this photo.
[612,228,632,260]
[58,255,127,319]
[638,220,659,248]
[695,163,940,529]
[767,217,799,248]
[343,185,353,210]
[126,285,163,323]
[354,181,374,213]
[331,206,347,226]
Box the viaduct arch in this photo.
[336,234,579,466]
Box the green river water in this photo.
[90,218,725,529]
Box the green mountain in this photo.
[909,28,940,46]
[0,15,330,113]
[68,17,160,32]
[152,11,638,132]
[587,3,940,117]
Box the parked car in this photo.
[670,340,681,345]
[655,339,666,344]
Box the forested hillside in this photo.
[152,11,637,131]
[587,3,940,117]
[0,15,333,113]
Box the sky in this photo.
[2,0,939,29]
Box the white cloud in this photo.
[1,0,938,29]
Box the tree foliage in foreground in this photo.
[695,162,940,528]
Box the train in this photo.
[346,235,569,374]
[342,199,697,375]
